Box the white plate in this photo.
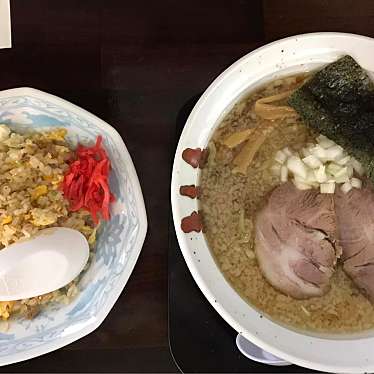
[171,33,374,373]
[0,88,147,366]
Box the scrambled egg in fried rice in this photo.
[0,125,98,321]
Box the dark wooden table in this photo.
[1,1,374,372]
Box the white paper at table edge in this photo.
[0,0,11,49]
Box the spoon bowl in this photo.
[0,227,89,301]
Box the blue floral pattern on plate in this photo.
[0,88,147,366]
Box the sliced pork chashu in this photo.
[335,181,374,302]
[255,182,340,299]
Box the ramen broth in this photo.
[199,74,374,333]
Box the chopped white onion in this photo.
[293,179,312,190]
[287,156,308,179]
[341,181,353,194]
[301,148,311,158]
[272,133,364,193]
[280,165,288,182]
[325,145,344,161]
[351,158,365,176]
[282,147,293,157]
[317,134,335,149]
[334,166,348,178]
[347,165,354,178]
[351,177,362,189]
[294,174,317,188]
[302,155,322,169]
[334,167,349,183]
[336,155,350,166]
[326,163,343,176]
[274,150,287,164]
[320,182,335,194]
[335,174,350,184]
[311,145,327,160]
[315,165,328,183]
[293,174,305,183]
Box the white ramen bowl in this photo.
[171,33,374,373]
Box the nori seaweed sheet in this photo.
[288,55,374,181]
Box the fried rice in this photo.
[0,124,97,321]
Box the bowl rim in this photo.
[171,32,374,373]
[0,87,148,366]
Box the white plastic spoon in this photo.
[0,227,89,301]
[236,334,291,366]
